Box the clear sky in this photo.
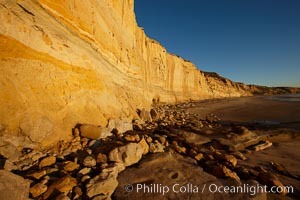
[134,0,300,87]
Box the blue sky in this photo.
[134,0,300,87]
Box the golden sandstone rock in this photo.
[0,0,297,147]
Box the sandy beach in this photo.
[187,95,300,123]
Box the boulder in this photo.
[86,165,119,198]
[108,143,144,169]
[80,124,112,140]
[107,119,132,135]
[0,170,30,200]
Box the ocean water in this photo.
[266,94,300,102]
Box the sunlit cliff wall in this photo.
[0,0,253,146]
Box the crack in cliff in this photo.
[17,3,35,16]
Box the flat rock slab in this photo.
[217,130,269,151]
[168,129,211,146]
[113,152,265,200]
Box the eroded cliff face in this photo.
[0,0,277,147]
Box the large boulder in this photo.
[79,124,112,140]
[108,143,144,169]
[107,118,133,134]
[86,165,119,199]
[0,170,30,200]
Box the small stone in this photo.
[27,170,46,180]
[138,138,149,155]
[73,128,80,137]
[72,136,81,143]
[124,134,140,142]
[30,183,48,198]
[96,153,107,163]
[224,154,237,168]
[149,141,164,153]
[231,151,247,161]
[39,156,56,168]
[172,141,186,154]
[157,135,166,145]
[212,165,240,183]
[43,176,77,199]
[41,176,50,185]
[86,148,92,155]
[63,161,80,172]
[88,140,96,147]
[214,152,237,168]
[81,138,89,147]
[194,153,204,161]
[146,136,152,143]
[78,167,91,176]
[73,186,83,197]
[81,175,91,183]
[46,167,59,175]
[83,156,97,167]
[253,140,272,151]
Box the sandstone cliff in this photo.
[0,0,297,147]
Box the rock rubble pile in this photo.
[0,102,299,199]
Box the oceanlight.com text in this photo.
[124,183,294,196]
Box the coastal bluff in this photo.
[0,0,298,147]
